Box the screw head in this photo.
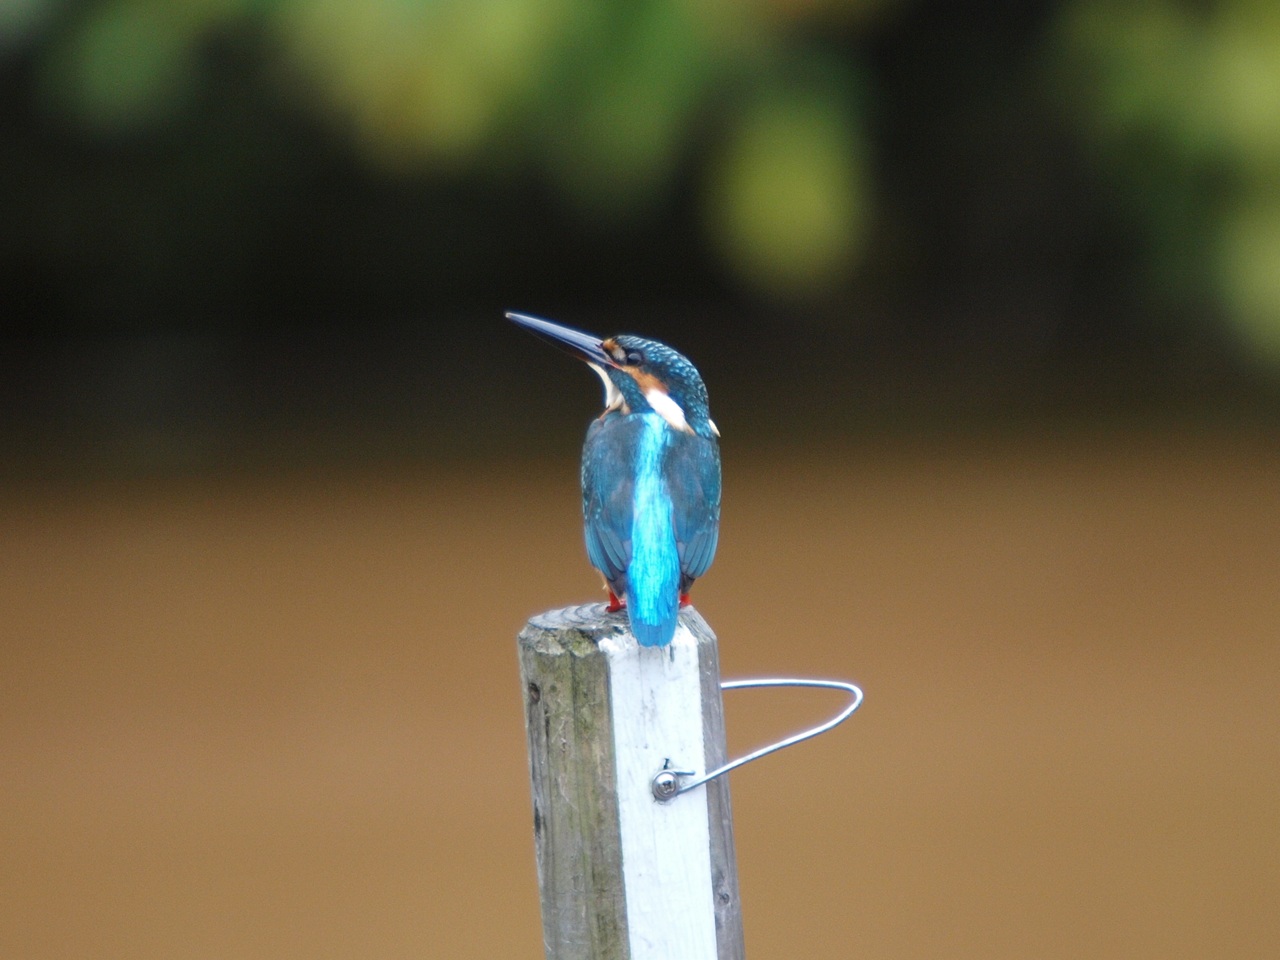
[651,771,681,802]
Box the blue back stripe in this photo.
[629,414,679,645]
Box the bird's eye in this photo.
[625,351,643,365]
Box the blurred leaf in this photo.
[1218,194,1280,364]
[1059,2,1196,151]
[1200,7,1280,168]
[274,0,571,169]
[39,3,201,131]
[704,75,868,298]
[540,0,721,214]
[0,0,61,54]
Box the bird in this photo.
[508,311,721,647]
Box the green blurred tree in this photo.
[29,0,887,303]
[18,0,1280,370]
[1053,0,1280,366]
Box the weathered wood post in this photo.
[518,602,744,960]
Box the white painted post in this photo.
[518,603,744,960]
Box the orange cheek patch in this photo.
[602,339,627,365]
[628,369,665,394]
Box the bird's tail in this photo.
[628,588,679,647]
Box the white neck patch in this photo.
[644,387,691,433]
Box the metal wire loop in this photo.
[652,677,864,801]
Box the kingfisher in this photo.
[508,311,721,647]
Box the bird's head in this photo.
[508,312,719,439]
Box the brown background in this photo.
[3,426,1277,959]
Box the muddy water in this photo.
[2,430,1276,959]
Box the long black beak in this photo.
[506,311,615,367]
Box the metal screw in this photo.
[651,770,682,802]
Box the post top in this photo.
[527,602,630,634]
[519,603,715,656]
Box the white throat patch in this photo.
[588,362,626,414]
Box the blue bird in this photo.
[508,311,721,647]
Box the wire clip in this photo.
[650,677,864,802]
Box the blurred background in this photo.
[2,0,1278,958]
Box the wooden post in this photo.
[518,603,744,960]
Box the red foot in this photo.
[679,593,691,607]
[606,590,625,613]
